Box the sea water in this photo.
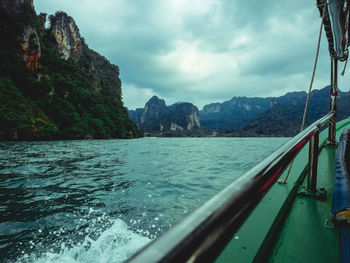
[0,137,288,263]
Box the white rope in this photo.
[341,55,348,76]
[278,2,327,184]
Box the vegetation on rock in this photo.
[0,3,142,140]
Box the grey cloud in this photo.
[34,0,338,110]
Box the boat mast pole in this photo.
[328,58,334,142]
[334,58,338,139]
[328,57,338,144]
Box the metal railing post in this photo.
[328,58,338,144]
[307,129,320,193]
[300,125,326,199]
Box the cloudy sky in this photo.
[34,0,350,110]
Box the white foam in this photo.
[18,219,151,263]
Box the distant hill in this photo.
[200,86,350,136]
[129,96,201,136]
[129,87,349,137]
[200,91,309,132]
[234,87,350,137]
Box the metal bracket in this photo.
[297,187,327,200]
[326,140,338,146]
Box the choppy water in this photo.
[0,137,288,263]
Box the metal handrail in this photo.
[126,112,334,263]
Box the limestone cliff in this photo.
[140,96,167,131]
[1,0,39,70]
[47,11,121,96]
[0,1,141,140]
[49,12,82,60]
[167,103,201,131]
[129,96,201,136]
[128,108,144,127]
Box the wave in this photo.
[17,219,151,263]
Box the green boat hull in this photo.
[216,118,350,263]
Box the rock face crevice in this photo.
[22,25,41,70]
[129,96,201,135]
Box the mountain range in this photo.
[200,91,307,132]
[130,87,350,137]
[225,87,350,137]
